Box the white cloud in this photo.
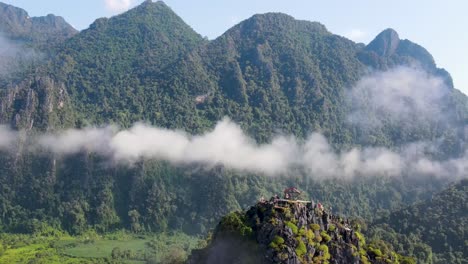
[229,16,240,25]
[32,117,468,180]
[40,119,296,175]
[104,0,134,12]
[38,126,116,155]
[1,67,465,180]
[347,67,449,128]
[301,133,403,179]
[344,29,368,42]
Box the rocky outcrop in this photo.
[0,76,72,130]
[365,28,400,57]
[359,28,453,88]
[0,2,77,47]
[188,198,413,263]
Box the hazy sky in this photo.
[3,0,467,95]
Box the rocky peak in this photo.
[0,2,28,20]
[0,2,32,35]
[0,2,77,46]
[31,14,72,31]
[188,197,413,263]
[366,28,400,57]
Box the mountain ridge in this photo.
[366,28,401,57]
[0,2,77,47]
[0,2,466,263]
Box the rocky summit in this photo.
[189,196,413,264]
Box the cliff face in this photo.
[0,2,77,47]
[0,76,71,130]
[189,198,413,264]
[0,2,76,132]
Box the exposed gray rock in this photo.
[188,198,373,263]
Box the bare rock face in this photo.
[365,28,400,57]
[188,198,411,263]
[0,2,77,47]
[0,76,70,130]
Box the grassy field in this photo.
[59,239,149,258]
[0,241,89,264]
[0,231,203,264]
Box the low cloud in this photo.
[104,0,134,12]
[0,34,43,78]
[39,119,296,175]
[302,134,404,178]
[344,29,368,42]
[38,126,116,155]
[0,67,466,180]
[29,118,467,179]
[347,67,450,128]
[0,125,17,150]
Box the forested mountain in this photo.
[0,2,77,48]
[55,0,206,127]
[367,179,467,264]
[0,2,77,88]
[0,1,466,263]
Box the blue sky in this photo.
[3,0,467,95]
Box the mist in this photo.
[38,126,116,155]
[347,67,450,128]
[0,125,17,150]
[0,34,42,78]
[26,118,466,179]
[0,34,18,76]
[0,117,466,179]
[1,66,466,179]
[104,0,134,12]
[37,119,296,175]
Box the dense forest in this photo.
[367,179,467,263]
[0,1,466,263]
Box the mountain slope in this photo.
[0,2,77,48]
[189,13,364,141]
[0,3,466,263]
[361,28,453,88]
[368,179,467,263]
[54,0,206,127]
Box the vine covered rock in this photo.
[189,198,414,264]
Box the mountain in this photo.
[362,28,453,88]
[0,2,77,88]
[0,2,77,48]
[188,197,414,264]
[0,2,466,263]
[188,13,364,141]
[50,0,207,128]
[46,6,467,147]
[367,179,467,263]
